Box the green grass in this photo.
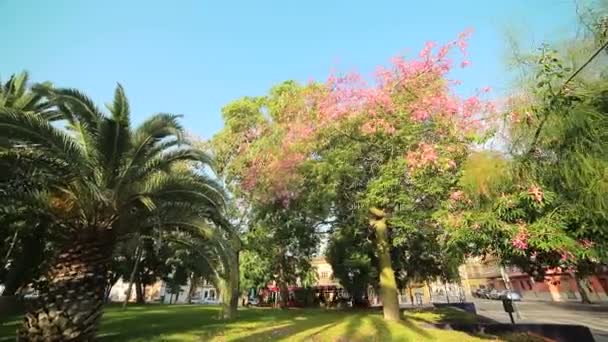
[0,305,500,341]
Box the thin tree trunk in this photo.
[3,229,19,267]
[122,245,142,309]
[135,277,144,304]
[408,286,414,306]
[278,266,289,309]
[18,231,114,341]
[573,273,592,304]
[187,274,197,304]
[426,281,433,303]
[444,282,450,303]
[370,208,400,321]
[3,233,44,297]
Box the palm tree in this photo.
[0,84,227,341]
[0,72,58,297]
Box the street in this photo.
[472,298,608,342]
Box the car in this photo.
[202,297,220,304]
[487,289,501,300]
[246,297,260,307]
[473,288,488,298]
[499,290,522,301]
[193,297,220,304]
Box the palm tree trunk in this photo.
[370,208,400,321]
[18,231,114,341]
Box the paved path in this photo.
[472,298,608,342]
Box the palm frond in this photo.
[0,108,87,171]
[107,83,130,126]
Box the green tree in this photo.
[0,83,228,340]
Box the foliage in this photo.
[443,9,608,291]
[0,78,232,338]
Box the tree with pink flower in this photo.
[213,31,495,320]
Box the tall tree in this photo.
[0,83,228,340]
[213,31,492,320]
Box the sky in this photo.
[1,0,578,139]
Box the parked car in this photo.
[473,288,488,298]
[193,297,220,304]
[246,297,260,307]
[498,290,522,301]
[487,289,501,300]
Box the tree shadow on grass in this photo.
[229,310,341,342]
[98,305,228,341]
[340,312,364,341]
[399,316,431,339]
[404,308,498,340]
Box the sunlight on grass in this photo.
[1,305,497,341]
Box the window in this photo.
[320,271,329,279]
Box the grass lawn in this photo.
[1,304,504,341]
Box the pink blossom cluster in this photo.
[511,226,530,250]
[361,118,396,135]
[239,30,496,205]
[528,185,544,203]
[406,142,438,169]
[579,239,594,249]
[449,190,465,201]
[559,250,574,262]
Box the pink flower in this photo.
[510,111,521,123]
[511,226,529,250]
[420,143,438,163]
[460,60,471,68]
[419,41,436,58]
[579,239,594,249]
[481,86,492,93]
[450,190,464,201]
[412,109,430,121]
[528,185,544,203]
[447,160,457,169]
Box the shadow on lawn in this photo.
[99,305,500,341]
[98,304,223,341]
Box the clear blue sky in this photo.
[1,0,577,139]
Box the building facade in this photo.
[108,278,220,304]
[460,256,608,302]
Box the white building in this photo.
[108,278,221,304]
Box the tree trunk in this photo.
[444,282,450,303]
[408,286,414,306]
[187,274,197,304]
[3,229,20,267]
[220,249,240,319]
[573,273,592,304]
[370,208,401,321]
[226,250,240,319]
[18,232,114,341]
[134,277,144,304]
[3,233,45,297]
[122,245,142,309]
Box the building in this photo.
[108,278,221,304]
[460,256,608,302]
[309,257,448,306]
